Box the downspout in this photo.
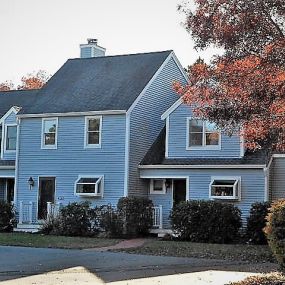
[264,156,273,202]
[14,118,21,206]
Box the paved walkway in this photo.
[87,238,146,251]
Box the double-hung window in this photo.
[85,116,101,148]
[75,176,103,197]
[42,118,58,149]
[209,177,241,200]
[187,119,220,149]
[5,125,17,151]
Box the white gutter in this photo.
[17,110,127,119]
[139,164,266,169]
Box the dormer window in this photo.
[41,118,58,149]
[187,119,220,149]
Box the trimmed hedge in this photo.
[246,202,271,245]
[264,199,285,271]
[170,200,242,243]
[0,201,16,232]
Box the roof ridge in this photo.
[67,50,173,61]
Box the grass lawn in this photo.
[116,239,275,263]
[0,232,121,249]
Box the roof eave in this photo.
[139,164,266,169]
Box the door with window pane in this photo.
[38,177,55,220]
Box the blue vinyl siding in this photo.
[168,104,242,158]
[269,157,285,201]
[143,168,265,227]
[0,169,15,177]
[128,57,187,196]
[2,112,17,160]
[16,114,126,214]
[80,47,92,58]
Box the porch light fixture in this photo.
[165,179,171,189]
[28,177,34,190]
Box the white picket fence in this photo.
[152,205,163,229]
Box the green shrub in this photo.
[246,202,271,245]
[0,201,16,232]
[117,197,153,237]
[96,205,123,237]
[41,202,100,237]
[41,198,154,238]
[226,273,285,285]
[170,200,242,243]
[264,199,285,271]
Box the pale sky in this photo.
[0,0,217,84]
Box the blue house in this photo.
[0,39,284,232]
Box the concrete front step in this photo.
[150,228,173,238]
[14,224,41,233]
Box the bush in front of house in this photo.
[41,197,154,238]
[95,204,123,237]
[117,197,153,237]
[246,202,271,245]
[170,200,242,243]
[264,199,285,271]
[0,201,16,232]
[41,201,100,237]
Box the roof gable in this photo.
[20,50,173,115]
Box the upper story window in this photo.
[85,116,102,148]
[5,125,17,151]
[42,118,58,149]
[187,119,220,149]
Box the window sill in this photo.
[210,196,239,200]
[84,144,101,149]
[150,191,166,195]
[41,146,57,150]
[75,193,102,198]
[187,146,221,151]
[4,150,16,153]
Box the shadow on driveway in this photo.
[0,246,277,283]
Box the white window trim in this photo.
[186,117,221,150]
[209,176,241,201]
[4,123,17,153]
[84,116,102,149]
[41,117,58,149]
[150,179,166,194]
[74,175,104,197]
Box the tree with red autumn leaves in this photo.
[175,0,285,150]
[0,70,50,91]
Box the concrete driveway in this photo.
[0,246,277,284]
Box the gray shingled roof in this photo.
[20,50,172,115]
[0,90,39,118]
[141,127,269,166]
